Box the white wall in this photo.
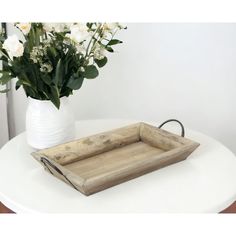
[0,82,9,148]
[0,24,9,147]
[7,23,236,153]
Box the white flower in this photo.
[93,44,106,60]
[2,35,24,60]
[16,23,31,35]
[43,23,70,33]
[40,63,53,73]
[30,45,45,63]
[104,23,119,31]
[65,23,90,43]
[43,23,56,32]
[75,44,86,55]
[79,66,85,72]
[101,23,120,38]
[117,23,126,29]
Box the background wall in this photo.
[0,73,9,148]
[6,23,236,153]
[0,24,9,148]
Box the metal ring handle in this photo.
[158,119,185,137]
[40,157,78,190]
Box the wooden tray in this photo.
[31,121,200,196]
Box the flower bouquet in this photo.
[0,23,126,149]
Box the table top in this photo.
[0,119,236,213]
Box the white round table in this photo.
[0,119,236,213]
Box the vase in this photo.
[26,97,75,150]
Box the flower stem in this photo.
[85,24,102,59]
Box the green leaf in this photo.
[67,75,84,90]
[47,47,58,67]
[53,59,63,86]
[106,47,114,52]
[22,85,37,98]
[107,39,123,46]
[15,80,22,90]
[0,72,12,85]
[84,65,99,79]
[49,86,60,109]
[18,73,33,88]
[21,80,32,87]
[60,87,73,97]
[86,23,93,29]
[94,57,108,68]
[41,74,52,85]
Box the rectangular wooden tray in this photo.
[31,122,200,196]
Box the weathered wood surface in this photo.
[36,123,140,165]
[140,123,193,150]
[32,122,200,196]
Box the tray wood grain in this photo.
[32,122,199,196]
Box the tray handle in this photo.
[158,119,185,137]
[40,157,78,191]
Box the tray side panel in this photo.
[31,153,86,193]
[35,123,141,165]
[140,123,199,151]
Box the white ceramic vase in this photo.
[26,97,75,150]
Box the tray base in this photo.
[64,141,165,180]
